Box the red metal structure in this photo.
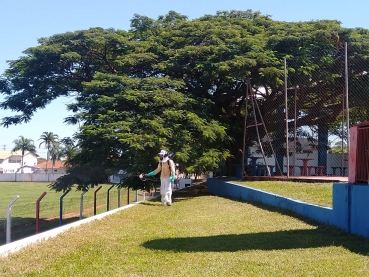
[36,192,47,234]
[349,122,369,184]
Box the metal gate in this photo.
[356,125,369,183]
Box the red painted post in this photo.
[127,189,130,205]
[36,192,47,234]
[94,186,102,215]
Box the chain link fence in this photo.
[244,42,369,177]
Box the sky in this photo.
[1,0,369,158]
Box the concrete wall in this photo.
[207,178,369,238]
[0,173,64,182]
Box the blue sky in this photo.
[1,0,368,158]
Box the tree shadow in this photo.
[0,216,80,246]
[142,227,369,256]
[138,183,210,205]
[141,183,369,256]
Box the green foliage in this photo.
[328,140,348,154]
[49,165,109,192]
[1,10,369,191]
[39,131,59,166]
[12,136,36,155]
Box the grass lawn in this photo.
[0,182,147,245]
[234,180,334,207]
[0,183,369,276]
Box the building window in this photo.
[9,157,22,163]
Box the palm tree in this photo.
[62,145,79,166]
[59,137,78,166]
[49,142,64,171]
[12,136,37,173]
[39,132,59,173]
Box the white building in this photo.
[0,151,39,173]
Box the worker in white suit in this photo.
[146,150,176,206]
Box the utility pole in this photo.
[1,144,6,151]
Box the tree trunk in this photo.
[21,150,24,173]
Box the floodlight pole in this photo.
[284,58,290,178]
[241,77,249,178]
[345,42,350,161]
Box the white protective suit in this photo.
[150,151,175,206]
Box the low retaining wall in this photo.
[207,178,369,238]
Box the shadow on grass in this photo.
[141,183,210,206]
[142,183,369,256]
[0,217,81,246]
[142,227,369,256]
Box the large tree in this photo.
[1,10,369,190]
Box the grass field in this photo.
[0,182,148,245]
[0,183,369,276]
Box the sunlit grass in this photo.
[234,180,333,207]
[0,182,147,245]
[0,184,369,277]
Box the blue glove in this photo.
[146,171,155,177]
[170,174,175,183]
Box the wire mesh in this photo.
[244,42,369,177]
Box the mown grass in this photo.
[0,182,147,245]
[234,180,334,207]
[0,183,369,277]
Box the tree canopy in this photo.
[1,9,369,191]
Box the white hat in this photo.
[158,150,167,155]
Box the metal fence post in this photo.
[59,190,70,226]
[6,195,19,244]
[80,191,87,220]
[94,186,102,215]
[118,187,122,207]
[107,184,115,211]
[36,192,47,234]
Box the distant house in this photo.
[0,151,39,173]
[37,160,67,174]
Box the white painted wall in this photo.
[0,173,64,182]
[0,153,38,173]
